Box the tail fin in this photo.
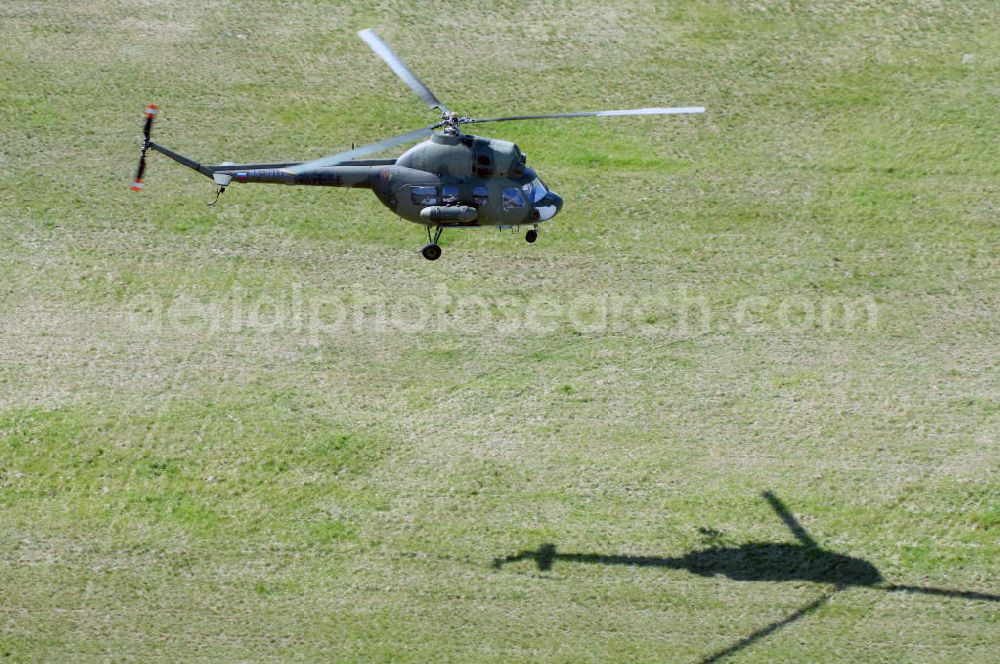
[130,103,158,191]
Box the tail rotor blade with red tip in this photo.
[131,104,158,191]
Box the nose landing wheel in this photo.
[525,226,538,244]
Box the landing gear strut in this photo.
[525,225,539,244]
[421,225,444,261]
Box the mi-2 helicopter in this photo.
[132,29,704,260]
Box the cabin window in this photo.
[411,186,438,206]
[441,184,460,204]
[502,187,526,210]
[473,185,488,206]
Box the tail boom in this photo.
[130,104,390,191]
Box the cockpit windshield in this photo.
[523,178,548,204]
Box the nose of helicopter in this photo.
[535,191,563,221]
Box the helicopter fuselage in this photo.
[218,132,563,229]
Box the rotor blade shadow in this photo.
[762,490,818,549]
[885,584,1000,603]
[700,591,836,664]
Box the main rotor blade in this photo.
[287,123,440,174]
[359,29,449,115]
[462,106,705,124]
[884,584,1000,603]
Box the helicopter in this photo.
[131,29,704,260]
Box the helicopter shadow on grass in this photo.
[493,491,999,663]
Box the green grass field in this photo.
[1,1,998,661]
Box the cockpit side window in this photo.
[502,187,526,210]
[473,185,488,206]
[411,186,438,206]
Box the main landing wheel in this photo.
[422,225,444,260]
[421,243,442,261]
[525,229,538,244]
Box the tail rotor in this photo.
[130,103,158,191]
